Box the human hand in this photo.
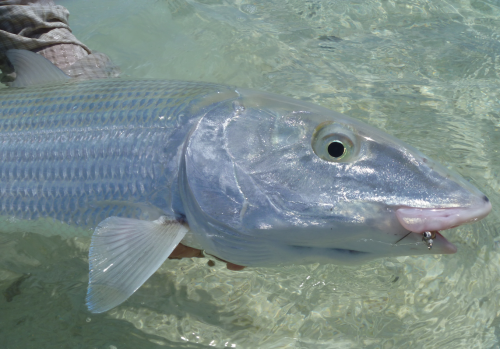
[168,243,204,259]
[169,243,246,271]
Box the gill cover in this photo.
[180,91,380,266]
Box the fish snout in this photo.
[395,195,491,233]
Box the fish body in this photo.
[0,78,233,236]
[0,50,491,313]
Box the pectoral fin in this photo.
[86,216,188,313]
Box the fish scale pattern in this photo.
[0,79,229,228]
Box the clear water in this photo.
[1,0,500,348]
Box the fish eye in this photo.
[327,141,346,159]
[312,122,357,162]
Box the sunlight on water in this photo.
[1,0,500,348]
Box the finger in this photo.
[168,244,204,259]
[226,262,246,271]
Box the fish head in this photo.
[180,89,491,266]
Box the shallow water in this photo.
[1,0,500,348]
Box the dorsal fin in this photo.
[5,49,70,88]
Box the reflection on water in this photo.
[1,0,499,348]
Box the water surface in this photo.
[1,0,500,348]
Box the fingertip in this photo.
[226,263,246,271]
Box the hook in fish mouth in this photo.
[393,203,491,253]
[422,231,437,249]
[394,230,439,250]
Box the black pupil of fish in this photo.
[328,141,345,158]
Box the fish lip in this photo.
[434,231,458,254]
[395,201,492,233]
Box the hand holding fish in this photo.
[168,243,204,259]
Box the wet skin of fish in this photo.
[0,50,491,313]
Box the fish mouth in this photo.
[432,231,456,252]
[395,200,492,233]
[394,199,491,255]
